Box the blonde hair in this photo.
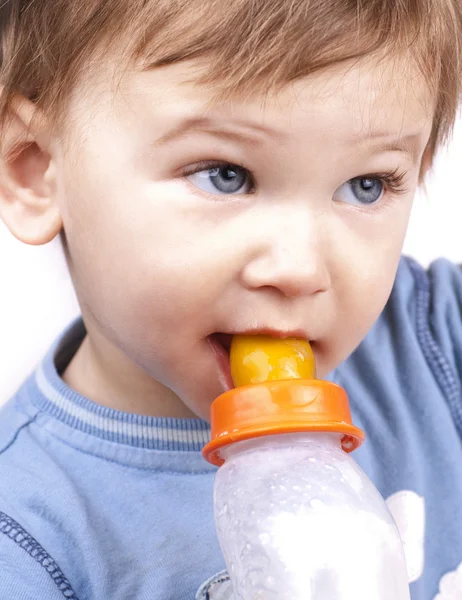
[0,0,461,155]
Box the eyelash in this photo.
[182,161,409,197]
[360,167,409,196]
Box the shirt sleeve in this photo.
[0,511,78,600]
[406,257,462,435]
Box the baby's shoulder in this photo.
[394,255,462,306]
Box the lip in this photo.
[225,327,311,341]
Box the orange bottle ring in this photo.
[203,379,365,467]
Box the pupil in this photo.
[222,168,236,180]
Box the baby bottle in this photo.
[203,336,410,600]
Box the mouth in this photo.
[207,330,314,393]
[207,333,234,391]
[212,332,233,353]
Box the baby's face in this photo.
[52,55,433,419]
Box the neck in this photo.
[62,322,198,419]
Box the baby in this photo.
[0,0,461,598]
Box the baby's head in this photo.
[0,0,460,419]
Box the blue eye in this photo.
[186,164,253,196]
[333,177,384,206]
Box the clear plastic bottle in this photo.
[203,377,410,600]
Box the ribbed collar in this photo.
[32,318,212,452]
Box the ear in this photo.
[0,95,62,245]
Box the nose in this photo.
[240,209,331,298]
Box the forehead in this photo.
[71,53,434,147]
[296,55,435,141]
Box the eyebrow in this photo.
[153,116,285,147]
[367,132,423,164]
[154,115,425,164]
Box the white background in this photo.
[1,118,462,404]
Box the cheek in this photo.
[56,160,237,341]
[335,198,413,296]
[323,204,412,370]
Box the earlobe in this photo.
[0,95,62,245]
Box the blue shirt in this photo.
[0,256,461,599]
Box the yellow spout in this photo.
[230,335,316,387]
